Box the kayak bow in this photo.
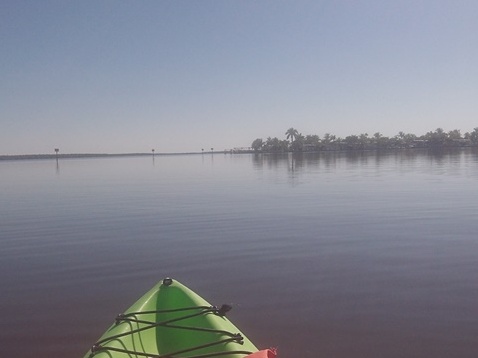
[84,278,275,358]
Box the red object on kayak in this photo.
[245,348,277,358]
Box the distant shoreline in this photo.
[0,152,208,161]
[1,146,476,161]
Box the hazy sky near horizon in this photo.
[1,0,477,154]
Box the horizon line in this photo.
[0,151,223,160]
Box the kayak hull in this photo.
[84,278,258,358]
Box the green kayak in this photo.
[84,278,275,358]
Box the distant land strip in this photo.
[0,152,204,161]
[3,127,478,160]
[250,127,478,153]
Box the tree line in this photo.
[251,127,478,153]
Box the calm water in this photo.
[1,149,478,358]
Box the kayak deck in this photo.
[85,278,258,358]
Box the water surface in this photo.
[1,149,477,357]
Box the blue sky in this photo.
[1,0,477,154]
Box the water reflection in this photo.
[251,148,478,182]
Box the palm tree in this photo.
[322,133,337,150]
[359,133,370,149]
[424,128,447,147]
[469,128,478,144]
[290,133,305,152]
[285,128,299,143]
[304,134,320,151]
[344,135,360,150]
[373,132,389,149]
[264,137,286,152]
[251,138,264,152]
[322,133,336,144]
